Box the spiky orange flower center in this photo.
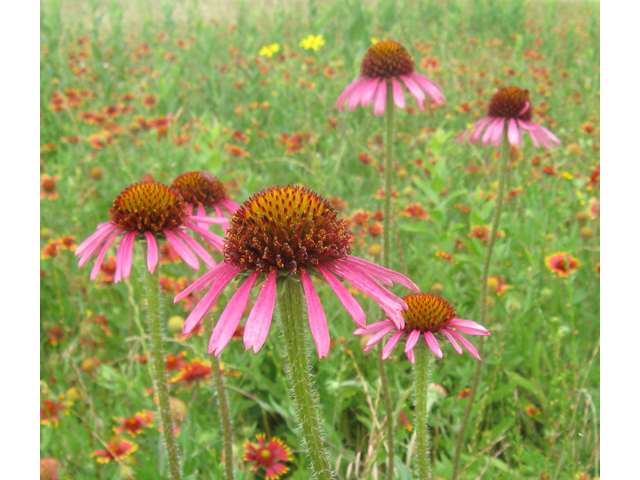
[224,186,352,274]
[109,182,187,233]
[360,40,415,78]
[487,86,532,120]
[402,293,456,332]
[172,171,228,206]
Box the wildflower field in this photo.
[39,0,600,479]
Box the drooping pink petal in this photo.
[507,118,522,148]
[482,118,500,146]
[526,127,541,148]
[515,119,537,131]
[343,256,419,291]
[220,199,241,215]
[408,73,446,105]
[348,78,373,111]
[439,328,463,355]
[317,265,366,328]
[364,324,396,351]
[424,331,443,358]
[181,265,241,335]
[173,229,216,269]
[538,125,561,146]
[405,329,421,352]
[448,330,482,361]
[406,347,415,364]
[114,231,136,283]
[447,318,490,336]
[468,117,493,144]
[243,270,277,353]
[382,330,405,359]
[89,230,121,280]
[399,75,425,109]
[391,77,406,109]
[518,100,530,116]
[360,78,381,107]
[373,78,387,116]
[185,221,224,252]
[490,117,506,147]
[213,205,229,233]
[196,204,208,230]
[175,263,240,303]
[301,270,331,359]
[164,229,199,270]
[209,271,260,356]
[76,223,120,261]
[188,215,230,225]
[353,319,395,336]
[335,77,367,109]
[144,232,158,274]
[533,125,551,149]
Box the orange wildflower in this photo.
[545,252,580,277]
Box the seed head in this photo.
[360,40,415,78]
[487,86,533,120]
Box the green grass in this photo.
[39,0,600,478]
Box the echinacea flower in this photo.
[335,40,445,116]
[75,182,223,283]
[243,434,292,480]
[355,293,490,363]
[545,252,580,277]
[457,86,561,149]
[171,171,240,221]
[113,411,154,437]
[91,437,138,463]
[176,185,417,358]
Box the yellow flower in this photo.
[370,37,379,45]
[259,43,280,58]
[299,35,325,51]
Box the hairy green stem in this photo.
[451,127,510,480]
[144,264,182,480]
[414,342,432,480]
[205,316,235,480]
[277,276,334,479]
[379,80,397,480]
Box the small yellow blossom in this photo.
[370,37,379,45]
[259,44,280,58]
[299,35,325,51]
[561,172,574,180]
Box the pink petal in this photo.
[164,229,199,270]
[301,270,331,359]
[439,328,463,354]
[405,329,421,352]
[539,125,561,146]
[373,78,387,116]
[76,223,120,262]
[181,265,241,335]
[344,256,419,291]
[447,318,490,336]
[468,117,493,144]
[348,78,372,111]
[175,262,240,303]
[173,229,216,269]
[364,324,397,351]
[533,125,551,149]
[482,118,500,146]
[243,270,277,353]
[399,75,425,109]
[317,265,366,328]
[185,221,224,253]
[144,232,158,274]
[188,215,230,225]
[490,117,506,147]
[89,230,121,281]
[220,199,241,215]
[209,271,260,356]
[213,205,229,234]
[507,118,522,148]
[360,78,381,107]
[516,119,537,132]
[424,331,443,358]
[382,331,405,359]
[406,348,415,364]
[196,204,208,230]
[391,77,406,109]
[408,73,445,105]
[448,330,482,361]
[114,231,136,283]
[353,319,395,336]
[518,100,530,116]
[526,127,541,148]
[335,77,367,109]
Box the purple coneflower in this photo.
[355,293,490,363]
[75,182,224,282]
[335,40,445,116]
[457,86,560,149]
[176,185,417,358]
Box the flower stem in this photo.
[144,264,181,480]
[379,79,397,480]
[277,276,334,480]
[205,316,235,480]
[451,127,510,480]
[414,342,432,480]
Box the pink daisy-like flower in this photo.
[355,293,490,363]
[176,185,417,359]
[75,182,224,283]
[457,86,561,149]
[171,171,240,225]
[243,434,292,480]
[335,40,445,116]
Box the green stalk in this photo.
[380,79,397,480]
[277,276,334,479]
[205,316,235,480]
[451,127,510,480]
[144,263,182,480]
[414,342,432,480]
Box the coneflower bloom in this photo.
[457,86,561,149]
[355,293,490,363]
[243,434,292,480]
[75,182,223,282]
[176,186,417,358]
[335,40,445,116]
[171,171,240,221]
[545,252,580,277]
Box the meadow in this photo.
[39,0,600,478]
